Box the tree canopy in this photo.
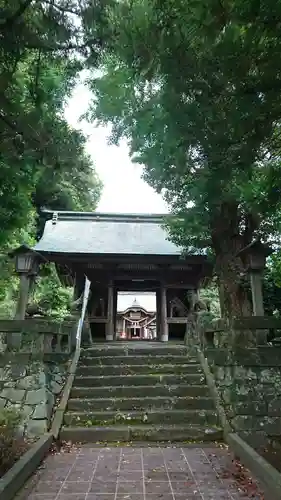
[0,0,102,244]
[84,0,281,318]
[2,0,281,321]
[0,1,102,316]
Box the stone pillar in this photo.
[250,271,264,316]
[190,288,199,310]
[15,274,32,320]
[160,285,169,342]
[156,288,161,341]
[250,270,267,345]
[106,281,114,341]
[237,240,272,317]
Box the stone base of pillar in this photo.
[106,333,114,341]
[161,333,168,342]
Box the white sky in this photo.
[64,78,166,308]
[64,80,168,214]
[117,292,156,312]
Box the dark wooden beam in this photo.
[167,317,188,324]
[39,252,212,290]
[40,252,210,266]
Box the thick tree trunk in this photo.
[217,252,252,320]
[211,202,255,321]
[215,242,257,349]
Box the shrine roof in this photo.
[33,210,187,256]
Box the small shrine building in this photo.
[116,297,157,340]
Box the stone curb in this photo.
[51,349,80,439]
[0,349,80,499]
[196,348,281,499]
[227,432,281,500]
[196,347,231,438]
[0,433,52,500]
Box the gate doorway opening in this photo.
[116,292,156,341]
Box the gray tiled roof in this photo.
[33,211,182,256]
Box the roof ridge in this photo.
[32,210,209,257]
[41,209,171,223]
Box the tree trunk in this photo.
[216,251,252,320]
[211,202,254,320]
[215,242,257,349]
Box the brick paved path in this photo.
[25,446,264,500]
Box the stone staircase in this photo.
[60,343,223,443]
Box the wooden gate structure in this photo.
[15,210,213,342]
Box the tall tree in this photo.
[0,1,102,243]
[85,0,281,318]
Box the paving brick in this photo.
[23,445,264,500]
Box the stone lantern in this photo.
[237,239,273,316]
[10,245,41,320]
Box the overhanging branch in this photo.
[43,0,80,15]
[24,40,89,52]
[1,0,35,26]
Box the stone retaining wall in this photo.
[0,353,69,437]
[0,318,76,353]
[206,347,281,447]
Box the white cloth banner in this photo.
[76,276,91,349]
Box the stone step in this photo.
[76,363,202,377]
[64,409,219,427]
[67,396,215,412]
[73,373,204,388]
[79,355,197,366]
[80,347,188,357]
[60,424,223,443]
[70,384,210,399]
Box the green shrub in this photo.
[0,408,28,478]
[0,299,16,319]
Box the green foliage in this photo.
[0,408,21,431]
[268,251,281,289]
[0,407,27,478]
[86,0,281,238]
[0,2,103,317]
[84,0,281,317]
[0,214,36,317]
[0,212,69,319]
[0,1,102,243]
[199,286,221,321]
[263,251,281,316]
[33,263,73,319]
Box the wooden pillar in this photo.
[160,285,169,342]
[250,271,264,316]
[73,272,85,300]
[73,273,79,300]
[106,281,114,341]
[113,287,118,340]
[156,289,161,341]
[15,274,31,320]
